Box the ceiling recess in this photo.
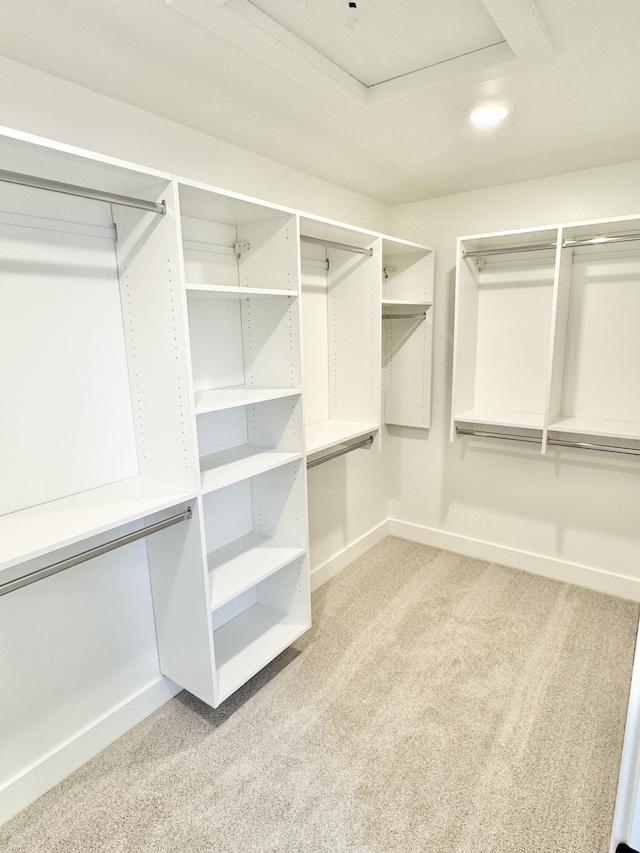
[167,0,552,104]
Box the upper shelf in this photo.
[0,476,196,574]
[305,419,378,455]
[186,284,296,298]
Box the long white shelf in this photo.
[305,419,379,455]
[381,298,432,307]
[195,385,301,415]
[0,476,196,574]
[208,532,306,611]
[214,602,308,704]
[548,416,640,441]
[200,445,303,493]
[186,283,296,298]
[454,409,545,430]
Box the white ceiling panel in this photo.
[249,0,505,86]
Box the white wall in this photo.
[389,162,640,600]
[0,56,391,824]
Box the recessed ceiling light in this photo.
[470,105,509,128]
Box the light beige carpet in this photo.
[2,537,638,852]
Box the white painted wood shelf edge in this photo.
[200,446,303,493]
[305,420,379,455]
[0,476,196,573]
[214,602,308,704]
[454,410,545,430]
[208,531,306,611]
[186,283,297,298]
[547,417,640,441]
[195,386,301,414]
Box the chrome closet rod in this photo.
[455,427,541,445]
[462,231,640,259]
[0,507,192,598]
[456,427,640,456]
[300,234,373,257]
[382,312,425,320]
[307,435,374,469]
[0,169,166,216]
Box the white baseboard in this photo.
[310,520,390,592]
[388,519,640,603]
[0,676,180,826]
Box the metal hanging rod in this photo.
[307,435,374,469]
[563,232,640,249]
[0,507,192,598]
[456,427,541,445]
[301,257,330,271]
[462,241,557,259]
[456,427,640,457]
[0,169,166,216]
[382,312,426,320]
[300,234,373,257]
[462,231,640,259]
[547,437,640,456]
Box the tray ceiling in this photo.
[168,0,551,103]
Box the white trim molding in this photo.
[0,677,180,826]
[310,521,390,592]
[388,519,640,602]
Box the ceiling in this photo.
[1,0,640,205]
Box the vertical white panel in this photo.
[146,502,217,707]
[0,190,137,516]
[544,235,574,433]
[187,294,245,391]
[238,214,297,291]
[301,261,330,425]
[114,184,198,490]
[327,239,381,424]
[383,313,432,427]
[240,296,301,387]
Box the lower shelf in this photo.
[214,603,308,704]
[208,532,306,610]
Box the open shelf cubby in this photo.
[201,459,309,705]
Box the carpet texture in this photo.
[2,538,638,852]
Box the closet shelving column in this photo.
[0,128,198,597]
[299,213,382,457]
[544,215,640,451]
[170,178,310,707]
[381,236,435,429]
[450,226,560,444]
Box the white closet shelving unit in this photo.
[152,178,311,707]
[382,236,435,429]
[299,213,382,459]
[0,127,199,589]
[451,216,640,457]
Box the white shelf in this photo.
[454,409,544,430]
[214,602,307,704]
[548,417,640,441]
[0,476,196,574]
[208,532,306,611]
[200,445,302,493]
[195,385,301,415]
[186,283,296,298]
[381,299,431,308]
[305,419,379,455]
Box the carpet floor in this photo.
[2,537,638,852]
